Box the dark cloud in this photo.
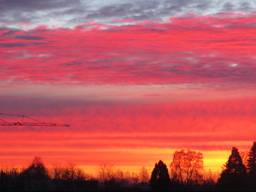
[239,1,253,11]
[0,29,18,36]
[0,0,82,24]
[0,0,256,28]
[0,95,89,116]
[0,42,30,47]
[73,0,256,25]
[0,0,80,11]
[83,0,212,22]
[0,42,45,47]
[15,35,44,40]
[87,3,133,19]
[222,2,235,11]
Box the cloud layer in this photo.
[1,14,256,88]
[1,0,256,28]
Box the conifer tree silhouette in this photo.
[150,160,170,191]
[218,147,247,191]
[247,142,256,189]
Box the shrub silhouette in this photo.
[150,160,170,191]
[52,166,97,192]
[218,147,247,191]
[139,167,149,183]
[0,168,20,191]
[53,166,86,181]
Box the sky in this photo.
[1,0,256,174]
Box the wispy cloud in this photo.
[1,0,256,28]
[1,14,256,87]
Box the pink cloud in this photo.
[1,14,256,86]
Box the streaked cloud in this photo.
[0,131,251,173]
[1,0,256,28]
[1,14,256,87]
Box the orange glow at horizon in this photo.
[0,131,252,176]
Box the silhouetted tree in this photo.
[218,147,247,191]
[170,150,204,184]
[52,165,94,192]
[98,165,114,182]
[150,160,170,191]
[139,167,149,183]
[97,165,133,191]
[247,142,256,189]
[21,157,48,179]
[20,157,49,191]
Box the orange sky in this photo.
[1,12,256,176]
[0,131,233,174]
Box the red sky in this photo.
[1,2,256,174]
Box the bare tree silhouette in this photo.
[139,167,149,183]
[170,150,204,184]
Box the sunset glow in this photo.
[1,0,256,176]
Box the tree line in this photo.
[150,142,256,192]
[1,142,256,191]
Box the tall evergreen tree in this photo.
[247,142,256,189]
[150,160,170,191]
[218,147,247,191]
